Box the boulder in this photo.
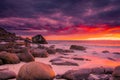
[61,67,113,80]
[62,69,91,80]
[0,52,20,64]
[102,50,110,53]
[104,67,113,74]
[107,57,116,61]
[47,48,56,54]
[113,52,120,55]
[17,48,35,62]
[31,48,49,57]
[56,48,74,54]
[32,34,48,44]
[49,45,55,49]
[70,45,86,51]
[112,66,120,80]
[17,62,55,80]
[64,49,74,53]
[91,67,105,74]
[0,70,16,79]
[38,45,48,49]
[49,57,63,62]
[56,48,65,54]
[72,57,91,61]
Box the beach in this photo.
[0,40,120,80]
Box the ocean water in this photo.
[47,40,120,67]
[48,40,120,47]
[48,40,120,50]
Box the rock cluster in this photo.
[58,67,114,80]
[0,27,23,42]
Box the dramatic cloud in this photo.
[0,0,120,39]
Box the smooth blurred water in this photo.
[48,40,120,48]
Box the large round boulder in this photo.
[17,62,55,80]
[32,34,48,44]
[0,52,20,64]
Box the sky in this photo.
[0,0,120,40]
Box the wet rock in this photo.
[64,49,74,53]
[49,45,55,49]
[0,69,16,79]
[51,60,79,66]
[113,52,120,55]
[107,57,116,61]
[59,56,70,59]
[38,44,48,49]
[17,62,55,80]
[17,48,35,62]
[47,48,56,54]
[91,67,113,74]
[56,48,74,54]
[62,69,91,80]
[56,48,64,53]
[104,67,114,74]
[88,74,111,80]
[31,48,49,57]
[0,52,20,64]
[112,66,120,80]
[61,67,113,80]
[102,50,110,53]
[72,57,91,61]
[91,67,105,74]
[49,57,63,62]
[70,45,86,51]
[88,74,100,80]
[32,34,48,44]
[73,57,84,60]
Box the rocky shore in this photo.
[0,42,120,80]
[0,27,120,80]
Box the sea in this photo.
[48,40,120,52]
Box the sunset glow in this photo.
[0,0,119,40]
[44,25,120,40]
